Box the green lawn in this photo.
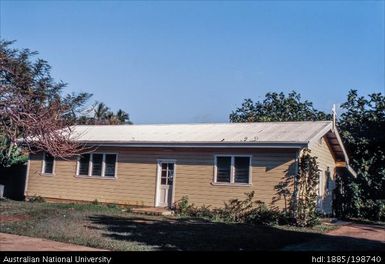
[0,199,339,251]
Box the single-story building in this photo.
[24,121,355,214]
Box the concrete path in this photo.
[0,233,107,251]
[284,223,385,251]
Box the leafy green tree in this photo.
[0,135,28,166]
[230,91,331,122]
[77,103,132,125]
[116,109,132,124]
[94,102,110,121]
[334,90,385,221]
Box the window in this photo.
[234,157,250,183]
[77,153,117,178]
[214,155,251,184]
[92,154,103,176]
[160,163,174,185]
[78,154,90,175]
[42,152,54,174]
[105,154,117,177]
[216,157,231,183]
[318,169,324,196]
[325,167,332,192]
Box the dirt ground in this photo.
[0,233,106,251]
[0,215,29,222]
[284,223,385,251]
[328,223,385,242]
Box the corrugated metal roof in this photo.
[70,121,333,145]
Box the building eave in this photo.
[78,141,308,149]
[308,123,357,178]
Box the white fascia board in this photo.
[306,123,357,177]
[79,142,308,149]
[347,164,358,178]
[333,128,350,164]
[307,122,333,148]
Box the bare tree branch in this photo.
[1,40,91,162]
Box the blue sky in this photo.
[1,1,384,124]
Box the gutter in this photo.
[78,141,308,149]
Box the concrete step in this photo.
[131,207,174,216]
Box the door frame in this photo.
[155,159,177,207]
[317,169,324,212]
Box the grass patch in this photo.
[0,199,347,251]
[276,223,338,233]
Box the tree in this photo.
[334,90,385,221]
[0,135,28,166]
[230,91,331,122]
[116,109,132,124]
[0,40,91,166]
[62,92,93,125]
[94,102,110,122]
[274,149,320,226]
[76,102,133,125]
[294,149,320,226]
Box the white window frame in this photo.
[41,152,55,176]
[76,153,118,179]
[318,169,324,197]
[213,155,252,186]
[316,169,324,210]
[325,166,332,192]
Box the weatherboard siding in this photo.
[311,136,336,174]
[310,136,336,214]
[26,147,297,208]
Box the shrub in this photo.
[174,192,291,226]
[175,196,193,216]
[219,192,256,223]
[245,201,281,225]
[277,211,295,225]
[28,195,45,203]
[187,204,215,219]
[107,203,118,209]
[362,199,385,221]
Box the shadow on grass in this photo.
[88,215,385,251]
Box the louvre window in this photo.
[78,154,90,175]
[43,153,54,174]
[104,154,117,177]
[77,153,117,178]
[91,154,103,176]
[216,157,231,183]
[215,156,251,184]
[234,157,250,183]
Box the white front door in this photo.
[156,161,175,208]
